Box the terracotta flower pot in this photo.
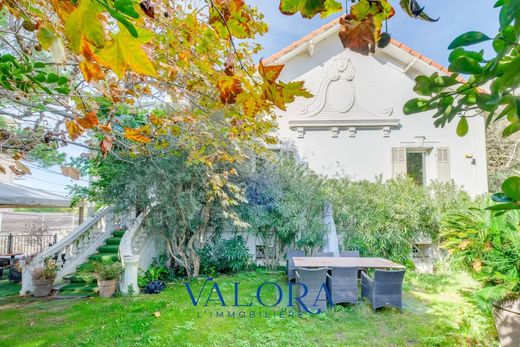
[98,279,118,297]
[32,277,54,297]
[493,299,520,347]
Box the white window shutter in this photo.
[437,148,450,182]
[392,148,407,178]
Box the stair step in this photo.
[88,254,119,262]
[113,230,126,238]
[98,245,119,253]
[105,237,123,245]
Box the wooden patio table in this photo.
[292,257,405,269]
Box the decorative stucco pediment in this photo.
[297,56,393,118]
[288,55,399,138]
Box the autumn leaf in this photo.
[37,26,66,63]
[64,0,105,53]
[100,136,113,156]
[66,119,84,140]
[350,0,395,42]
[237,93,262,118]
[124,127,152,143]
[80,61,105,82]
[280,81,313,103]
[209,0,253,39]
[9,161,31,176]
[339,15,376,55]
[76,111,99,129]
[95,26,157,79]
[149,114,164,126]
[279,0,342,19]
[0,165,5,174]
[258,60,311,110]
[153,311,161,318]
[217,75,243,104]
[98,122,112,133]
[61,166,80,180]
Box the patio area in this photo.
[0,270,497,346]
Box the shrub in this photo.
[92,260,123,281]
[200,236,251,274]
[238,158,327,269]
[329,177,474,263]
[441,205,520,309]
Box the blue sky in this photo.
[251,0,499,65]
[18,0,499,196]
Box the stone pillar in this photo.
[20,264,33,295]
[121,255,139,295]
[322,201,340,256]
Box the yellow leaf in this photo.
[95,26,157,79]
[76,111,99,129]
[65,0,105,53]
[124,127,152,143]
[153,311,161,318]
[37,26,66,64]
[66,119,84,140]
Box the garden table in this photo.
[292,257,404,269]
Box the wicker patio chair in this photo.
[287,250,305,282]
[340,250,360,257]
[326,267,358,305]
[361,269,405,312]
[295,267,329,313]
[315,252,334,257]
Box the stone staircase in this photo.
[58,229,126,296]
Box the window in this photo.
[406,152,425,186]
[255,245,266,260]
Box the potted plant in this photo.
[92,260,123,298]
[442,206,520,346]
[32,258,58,297]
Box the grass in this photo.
[0,270,498,347]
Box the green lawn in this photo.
[0,270,498,347]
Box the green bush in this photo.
[91,260,123,281]
[441,205,520,309]
[328,177,474,264]
[200,236,252,274]
[238,158,326,269]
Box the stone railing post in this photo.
[121,255,140,294]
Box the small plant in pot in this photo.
[32,258,58,297]
[92,259,123,298]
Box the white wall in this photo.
[274,34,488,196]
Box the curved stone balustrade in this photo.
[20,206,117,295]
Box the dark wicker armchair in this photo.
[361,270,405,312]
[287,250,305,282]
[326,267,358,305]
[295,267,329,313]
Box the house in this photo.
[20,20,489,295]
[265,19,488,196]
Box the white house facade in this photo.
[265,19,488,196]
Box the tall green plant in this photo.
[238,158,327,269]
[441,206,520,308]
